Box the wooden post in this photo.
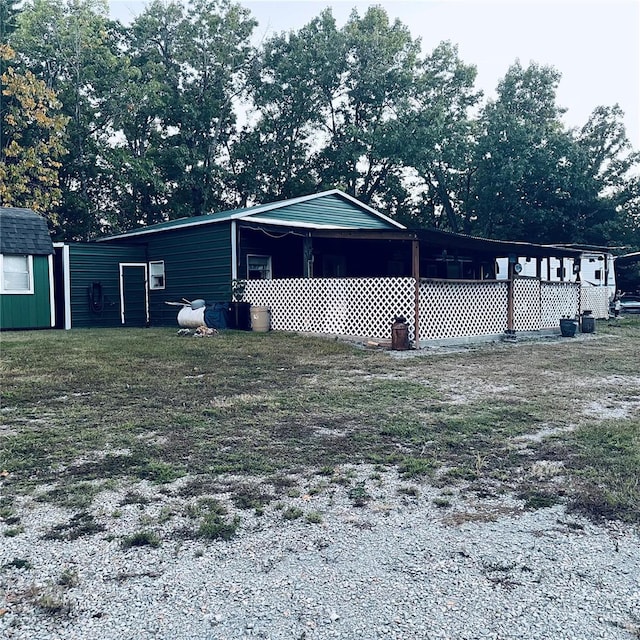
[507,261,515,332]
[303,236,313,278]
[412,239,420,346]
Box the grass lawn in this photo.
[1,319,639,527]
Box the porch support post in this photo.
[507,261,515,332]
[303,236,313,278]
[412,239,420,345]
[231,221,238,281]
[536,257,542,280]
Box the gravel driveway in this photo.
[2,468,639,640]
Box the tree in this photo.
[0,43,68,218]
[1,0,21,55]
[315,6,421,205]
[105,0,257,227]
[395,41,481,231]
[469,61,574,242]
[101,0,187,230]
[470,61,640,246]
[11,0,122,239]
[230,8,344,203]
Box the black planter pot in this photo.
[228,302,251,330]
[560,318,578,337]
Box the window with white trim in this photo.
[1,255,34,294]
[149,260,165,290]
[247,254,272,280]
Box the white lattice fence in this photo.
[541,282,580,328]
[580,286,610,319]
[513,278,541,331]
[418,280,508,340]
[244,277,415,340]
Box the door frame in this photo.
[119,262,149,325]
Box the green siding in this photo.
[145,223,232,325]
[249,194,395,229]
[68,244,146,328]
[0,255,52,329]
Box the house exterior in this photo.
[51,189,596,344]
[0,207,55,330]
[56,190,406,328]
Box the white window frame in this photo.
[247,254,272,280]
[0,254,34,294]
[149,260,166,290]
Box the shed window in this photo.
[594,269,602,280]
[149,261,165,290]
[1,255,34,294]
[247,255,272,280]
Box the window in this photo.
[247,255,272,280]
[149,261,165,290]
[594,269,602,280]
[1,255,33,294]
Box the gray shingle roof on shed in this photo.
[0,207,54,255]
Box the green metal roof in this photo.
[99,190,405,241]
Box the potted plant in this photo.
[559,315,578,337]
[229,279,251,330]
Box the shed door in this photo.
[119,263,149,326]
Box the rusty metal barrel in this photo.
[391,317,409,350]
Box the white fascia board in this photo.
[96,216,226,240]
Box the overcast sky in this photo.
[109,0,640,149]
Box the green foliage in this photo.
[0,44,68,218]
[282,506,304,520]
[469,62,639,245]
[348,481,371,507]
[3,2,638,247]
[121,530,161,548]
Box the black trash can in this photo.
[581,311,596,334]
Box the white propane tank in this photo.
[177,305,206,328]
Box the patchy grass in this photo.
[1,319,639,523]
[121,530,161,548]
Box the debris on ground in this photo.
[176,326,218,338]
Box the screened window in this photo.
[149,261,165,290]
[1,255,33,294]
[247,255,272,280]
